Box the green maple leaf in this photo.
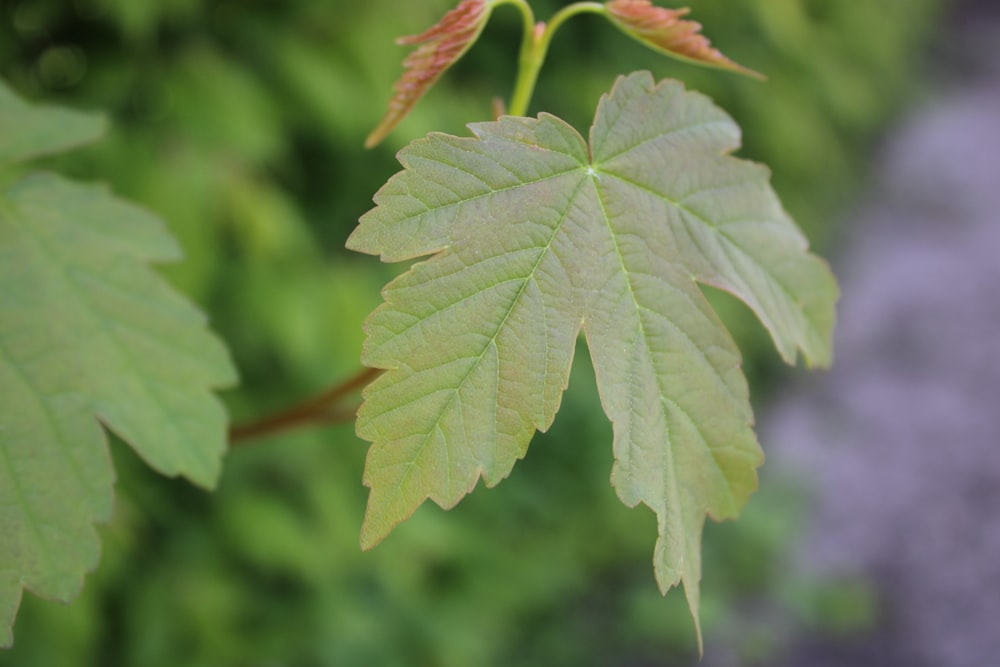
[0,82,235,647]
[348,71,837,641]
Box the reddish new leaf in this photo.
[366,0,492,148]
[605,0,763,80]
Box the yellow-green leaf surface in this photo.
[348,71,837,640]
[0,83,235,647]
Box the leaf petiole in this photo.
[229,367,382,445]
[499,0,607,117]
[546,2,606,40]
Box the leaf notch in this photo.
[365,0,493,148]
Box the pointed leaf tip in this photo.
[365,0,492,148]
[604,0,764,80]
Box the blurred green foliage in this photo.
[1,0,941,664]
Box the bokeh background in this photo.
[2,0,996,665]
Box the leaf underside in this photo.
[0,82,235,647]
[348,71,836,640]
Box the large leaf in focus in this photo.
[348,71,836,640]
[0,82,235,647]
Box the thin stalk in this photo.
[507,21,545,117]
[495,0,538,117]
[229,367,381,445]
[545,1,605,41]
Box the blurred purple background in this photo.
[762,6,1000,666]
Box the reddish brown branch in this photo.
[229,366,382,446]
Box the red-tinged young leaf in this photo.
[366,0,493,148]
[605,0,764,80]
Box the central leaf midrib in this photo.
[590,173,738,527]
[589,175,684,520]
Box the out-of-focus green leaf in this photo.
[0,80,104,164]
[0,84,235,647]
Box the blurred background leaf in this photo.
[0,0,945,664]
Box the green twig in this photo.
[545,2,605,41]
[500,0,607,117]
